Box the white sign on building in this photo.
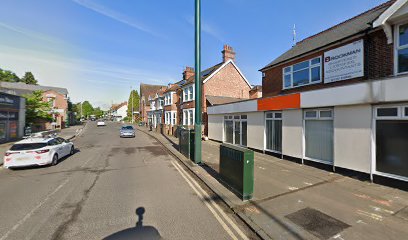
[324,40,364,83]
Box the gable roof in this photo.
[0,81,68,96]
[206,95,246,106]
[111,101,127,111]
[180,60,251,88]
[260,0,395,71]
[140,83,166,105]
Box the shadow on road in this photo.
[103,207,161,240]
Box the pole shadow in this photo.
[103,207,161,240]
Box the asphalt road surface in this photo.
[0,122,258,240]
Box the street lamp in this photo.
[194,0,202,164]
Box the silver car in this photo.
[120,125,135,138]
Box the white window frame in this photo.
[302,108,334,165]
[372,104,408,182]
[264,111,283,154]
[394,23,408,75]
[183,109,195,125]
[374,105,404,120]
[223,114,248,146]
[283,56,322,90]
[172,111,177,125]
[182,84,195,102]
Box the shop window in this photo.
[304,109,333,163]
[265,112,282,153]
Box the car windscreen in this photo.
[10,143,48,151]
[121,126,134,130]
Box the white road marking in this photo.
[0,144,94,240]
[0,178,69,240]
[171,159,249,240]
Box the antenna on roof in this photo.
[292,24,297,47]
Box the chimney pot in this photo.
[222,44,235,62]
[183,66,195,80]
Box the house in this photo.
[207,0,408,182]
[111,102,128,121]
[249,85,262,99]
[139,83,166,125]
[163,83,180,134]
[0,92,26,143]
[147,86,166,128]
[178,45,252,135]
[0,82,68,131]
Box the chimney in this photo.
[222,44,236,62]
[183,66,195,80]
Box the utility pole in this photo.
[80,102,83,118]
[194,0,202,164]
[131,86,134,124]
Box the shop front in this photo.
[0,92,25,143]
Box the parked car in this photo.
[97,120,106,126]
[120,125,135,138]
[3,137,75,168]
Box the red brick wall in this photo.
[262,30,394,98]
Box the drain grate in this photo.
[286,207,350,240]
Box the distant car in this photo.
[97,121,106,126]
[120,125,135,138]
[3,137,75,168]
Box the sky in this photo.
[0,0,388,110]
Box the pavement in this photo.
[0,121,257,240]
[137,126,408,240]
[0,124,85,166]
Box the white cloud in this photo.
[71,0,160,37]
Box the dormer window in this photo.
[283,57,321,89]
[396,23,408,74]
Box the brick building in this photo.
[140,44,253,135]
[139,83,165,124]
[208,0,408,182]
[0,82,68,131]
[178,45,252,135]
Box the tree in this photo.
[0,68,20,82]
[127,90,140,119]
[21,72,38,85]
[92,107,104,118]
[24,91,52,125]
[81,101,94,118]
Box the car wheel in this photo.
[51,154,58,166]
[70,146,75,155]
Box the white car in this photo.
[3,137,75,168]
[97,121,106,126]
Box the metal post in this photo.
[194,0,202,164]
[131,87,134,124]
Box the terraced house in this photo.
[207,0,408,182]
[139,83,166,125]
[141,45,253,136]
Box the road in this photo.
[0,122,258,240]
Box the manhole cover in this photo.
[286,207,350,240]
